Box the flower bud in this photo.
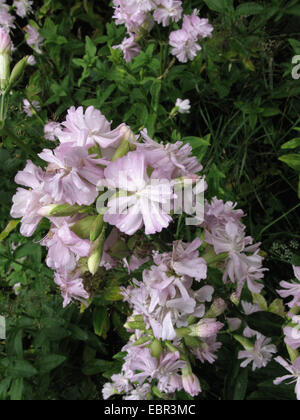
[269,298,286,318]
[182,368,202,397]
[189,318,223,338]
[119,124,136,145]
[230,292,240,306]
[205,298,227,318]
[111,139,130,162]
[8,56,29,89]
[150,339,163,360]
[38,204,87,217]
[233,335,254,351]
[287,344,300,364]
[88,226,106,275]
[27,55,36,66]
[0,29,11,55]
[90,214,104,242]
[0,29,11,91]
[252,293,268,311]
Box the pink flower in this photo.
[0,28,11,53]
[138,130,202,179]
[189,318,223,339]
[39,145,105,205]
[23,99,40,117]
[58,106,125,150]
[10,161,51,237]
[42,219,90,271]
[279,285,300,311]
[153,0,182,27]
[112,0,153,33]
[0,10,15,32]
[274,357,300,400]
[169,29,202,63]
[182,10,213,40]
[171,238,207,282]
[27,55,36,66]
[44,121,63,141]
[283,326,300,350]
[204,197,245,229]
[238,332,276,371]
[191,337,222,364]
[294,266,300,280]
[13,0,33,18]
[175,98,191,114]
[182,370,201,397]
[25,25,43,54]
[113,33,141,62]
[130,348,186,393]
[104,151,174,235]
[54,270,89,307]
[169,10,213,63]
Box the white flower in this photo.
[176,98,191,114]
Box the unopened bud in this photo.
[182,368,202,397]
[119,124,136,145]
[205,298,227,318]
[88,226,106,275]
[0,29,11,54]
[233,335,254,351]
[189,319,223,338]
[230,292,240,306]
[90,214,104,242]
[269,298,286,318]
[38,204,87,217]
[150,339,163,360]
[8,56,29,89]
[27,55,36,66]
[112,139,130,162]
[0,29,11,91]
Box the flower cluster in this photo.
[204,198,266,297]
[169,10,213,63]
[112,1,212,63]
[274,266,300,399]
[102,197,275,399]
[103,238,225,399]
[11,105,204,306]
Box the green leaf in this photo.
[236,2,264,16]
[10,378,23,401]
[182,136,211,149]
[285,5,300,17]
[14,242,42,264]
[93,307,109,338]
[281,138,300,150]
[291,254,300,266]
[279,154,300,172]
[82,359,113,376]
[204,0,233,12]
[37,355,67,374]
[0,378,11,400]
[247,312,284,337]
[8,360,38,379]
[233,369,248,400]
[85,36,97,57]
